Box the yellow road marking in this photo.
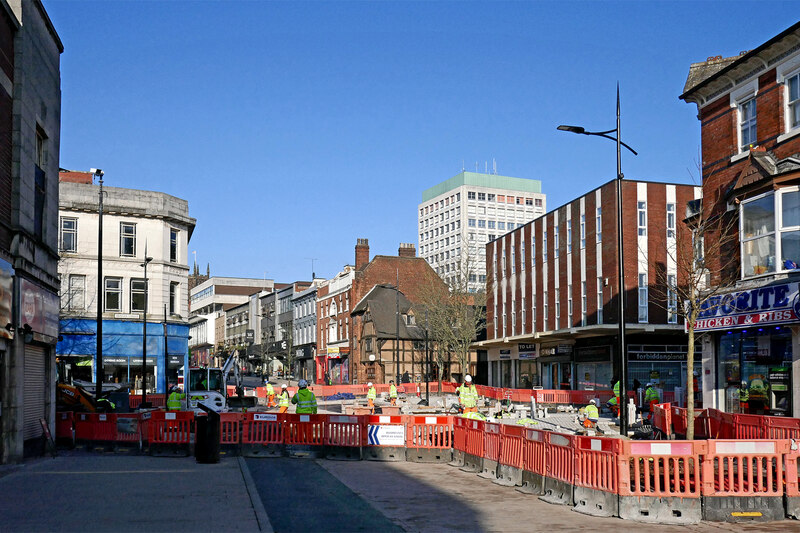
[731,512,762,517]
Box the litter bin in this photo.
[195,403,221,463]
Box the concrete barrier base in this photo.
[619,496,701,524]
[494,464,522,487]
[449,449,465,467]
[539,477,573,506]
[364,447,405,462]
[477,458,498,480]
[702,496,784,522]
[460,452,483,473]
[786,496,800,519]
[242,443,285,458]
[286,444,324,459]
[516,470,544,495]
[325,446,362,461]
[149,443,190,457]
[406,447,452,463]
[573,486,619,517]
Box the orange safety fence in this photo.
[129,394,166,409]
[75,412,95,441]
[284,413,325,447]
[701,439,789,497]
[56,412,74,441]
[464,418,485,458]
[574,435,620,494]
[325,415,365,448]
[522,428,547,476]
[765,416,800,440]
[483,421,502,463]
[219,412,244,445]
[652,402,672,437]
[732,413,766,439]
[242,412,284,445]
[705,408,735,439]
[544,431,576,485]
[498,424,524,470]
[149,411,193,444]
[619,440,704,498]
[672,407,707,438]
[453,416,468,453]
[406,416,453,449]
[115,413,142,444]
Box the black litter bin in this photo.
[195,404,221,463]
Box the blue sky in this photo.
[46,1,796,282]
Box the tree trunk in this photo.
[686,320,695,440]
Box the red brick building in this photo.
[680,22,800,417]
[482,179,700,392]
[316,239,452,384]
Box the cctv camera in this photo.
[90,168,104,177]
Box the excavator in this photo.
[56,358,116,412]
[182,352,255,412]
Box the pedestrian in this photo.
[278,384,290,413]
[388,380,398,406]
[291,379,317,414]
[457,375,478,413]
[644,383,660,421]
[265,380,275,407]
[739,380,749,414]
[402,371,410,384]
[367,382,377,414]
[166,384,185,411]
[584,399,599,428]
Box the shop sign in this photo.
[499,349,512,360]
[104,356,156,365]
[518,343,537,360]
[167,355,183,366]
[691,282,800,332]
[628,352,686,361]
[20,278,59,338]
[0,258,12,340]
[575,346,611,362]
[557,344,573,354]
[245,329,255,343]
[327,346,350,359]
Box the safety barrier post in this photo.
[701,439,788,522]
[285,413,325,458]
[55,412,75,448]
[74,412,95,449]
[478,421,502,479]
[573,436,621,517]
[242,412,285,457]
[449,416,468,467]
[218,412,243,456]
[539,432,576,506]
[365,415,406,461]
[324,415,365,461]
[786,445,800,519]
[460,418,485,473]
[517,427,546,495]
[114,413,143,453]
[405,415,453,463]
[494,423,524,487]
[149,411,193,457]
[617,440,704,524]
[652,403,672,439]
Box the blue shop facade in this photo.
[57,318,189,394]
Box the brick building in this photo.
[316,239,456,384]
[681,22,800,417]
[482,179,700,392]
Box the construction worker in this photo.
[739,380,750,414]
[389,380,398,406]
[457,375,478,413]
[278,384,290,413]
[292,379,317,414]
[584,399,599,428]
[167,385,185,411]
[367,382,377,414]
[607,379,620,417]
[644,383,660,420]
[265,381,276,407]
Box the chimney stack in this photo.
[355,238,370,270]
[398,243,416,258]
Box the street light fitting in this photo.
[557,125,585,134]
[557,124,639,156]
[140,256,153,267]
[90,168,104,177]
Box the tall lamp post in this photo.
[557,86,638,436]
[140,253,153,406]
[92,168,104,401]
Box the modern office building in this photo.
[418,171,545,291]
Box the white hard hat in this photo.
[281,383,287,389]
[646,383,652,387]
[465,375,472,382]
[589,399,596,405]
[368,382,373,387]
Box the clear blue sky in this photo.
[46,1,796,282]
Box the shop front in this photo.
[517,344,539,388]
[539,343,573,389]
[294,345,315,383]
[487,347,516,388]
[574,345,612,391]
[628,344,700,405]
[697,280,800,417]
[326,346,350,384]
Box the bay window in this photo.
[741,189,800,278]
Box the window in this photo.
[478,219,486,228]
[105,277,122,311]
[567,220,572,253]
[554,226,559,258]
[741,193,775,277]
[535,199,542,207]
[120,223,136,257]
[555,288,560,329]
[739,97,757,150]
[478,192,486,201]
[581,281,587,327]
[596,207,602,242]
[498,221,505,230]
[543,232,548,261]
[508,222,515,230]
[468,191,476,200]
[59,217,77,252]
[488,220,496,229]
[525,198,533,206]
[487,194,495,202]
[638,273,648,323]
[667,203,676,239]
[488,234,496,241]
[468,218,476,227]
[511,245,516,274]
[567,284,573,325]
[501,252,506,275]
[597,278,604,324]
[788,72,800,131]
[522,299,526,330]
[637,202,647,236]
[521,241,526,269]
[531,236,536,266]
[543,292,549,323]
[34,128,46,238]
[667,274,677,324]
[512,310,516,330]
[478,275,486,283]
[170,229,179,262]
[170,282,179,314]
[131,279,147,312]
[67,275,85,311]
[580,214,586,249]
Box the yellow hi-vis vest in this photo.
[389,384,398,398]
[458,384,478,408]
[279,390,290,407]
[585,404,599,420]
[367,387,377,400]
[265,383,274,396]
[167,391,185,410]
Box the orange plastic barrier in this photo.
[478,420,502,479]
[495,424,524,486]
[672,407,707,438]
[129,394,166,409]
[459,418,485,472]
[284,413,325,458]
[765,416,800,440]
[618,440,704,524]
[56,412,74,444]
[365,415,406,461]
[74,412,95,441]
[219,412,243,445]
[114,413,143,448]
[701,439,788,522]
[519,427,546,495]
[705,409,735,439]
[652,403,672,438]
[573,436,621,517]
[539,432,576,505]
[405,415,453,463]
[785,446,800,519]
[325,415,365,460]
[733,413,765,439]
[149,410,193,456]
[242,412,284,457]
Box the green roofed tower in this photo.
[418,171,546,292]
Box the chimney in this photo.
[398,243,416,258]
[355,238,370,270]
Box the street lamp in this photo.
[140,254,153,406]
[557,86,637,436]
[92,168,104,401]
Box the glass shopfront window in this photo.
[517,360,538,388]
[717,327,793,415]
